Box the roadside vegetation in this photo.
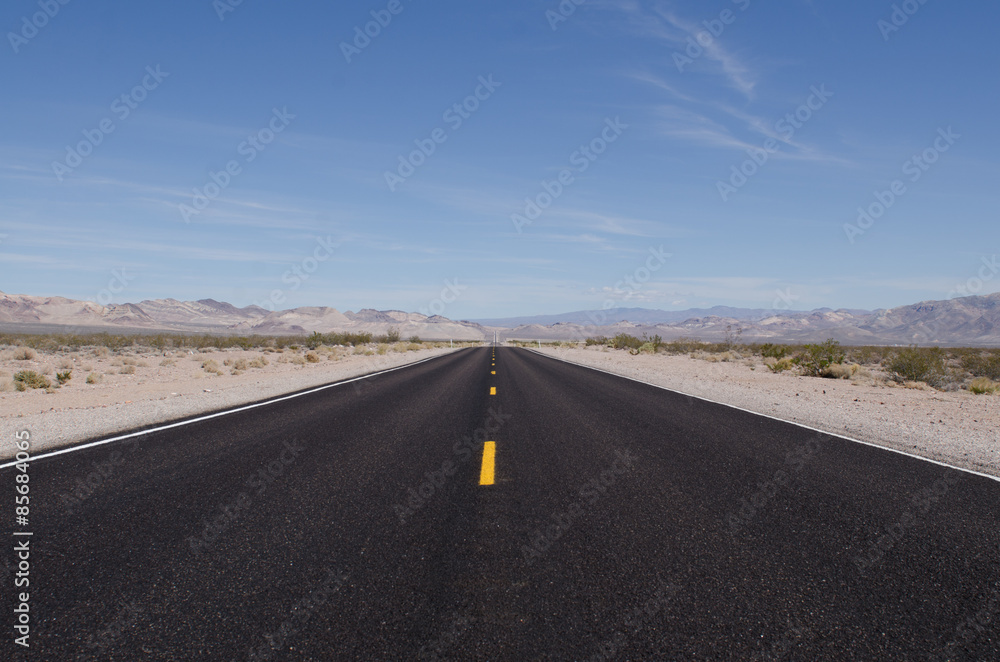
[575,334,1000,394]
[0,331,482,391]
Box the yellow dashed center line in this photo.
[491,370,495,375]
[479,442,496,485]
[490,386,496,395]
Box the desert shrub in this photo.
[409,335,421,343]
[13,347,36,361]
[768,357,795,373]
[305,352,321,363]
[644,334,663,352]
[376,344,389,355]
[57,357,74,370]
[759,343,789,360]
[610,333,643,350]
[56,370,72,384]
[224,358,248,370]
[248,356,268,369]
[374,327,401,344]
[969,377,998,395]
[794,339,845,377]
[92,346,110,358]
[585,336,609,347]
[289,355,307,365]
[86,372,102,384]
[663,338,701,354]
[885,346,946,386]
[120,365,136,375]
[961,351,1000,380]
[14,371,51,390]
[848,346,888,366]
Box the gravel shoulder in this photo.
[0,345,458,460]
[535,346,1000,479]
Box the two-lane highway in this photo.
[3,346,998,660]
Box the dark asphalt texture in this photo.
[3,346,999,660]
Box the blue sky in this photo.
[2,0,997,319]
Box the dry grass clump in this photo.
[248,356,268,369]
[13,347,36,361]
[92,347,110,358]
[289,355,307,366]
[86,372,103,384]
[969,377,998,395]
[201,359,223,376]
[820,363,858,380]
[120,365,136,375]
[160,358,176,367]
[57,357,74,370]
[305,352,321,363]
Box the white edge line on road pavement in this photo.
[528,348,1000,485]
[0,351,457,470]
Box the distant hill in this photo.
[1,291,998,345]
[470,305,871,328]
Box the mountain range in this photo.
[1,290,999,346]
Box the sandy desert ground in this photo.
[535,346,999,479]
[0,343,457,460]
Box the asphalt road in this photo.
[3,347,999,660]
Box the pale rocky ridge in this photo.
[0,290,999,345]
